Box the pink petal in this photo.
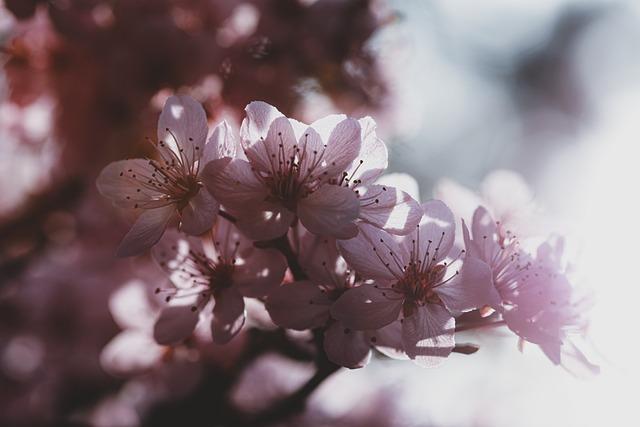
[157,95,208,167]
[179,188,219,235]
[357,184,422,235]
[240,101,284,145]
[337,223,407,281]
[297,233,345,287]
[234,202,295,241]
[404,200,455,263]
[436,257,501,313]
[201,120,238,165]
[401,304,455,367]
[211,288,246,344]
[343,116,388,186]
[471,205,498,241]
[297,185,359,239]
[312,117,362,179]
[375,173,420,202]
[116,205,176,257]
[323,320,372,369]
[153,297,200,345]
[330,284,402,330]
[233,247,287,298]
[97,159,164,208]
[367,320,409,360]
[108,280,156,331]
[100,330,164,376]
[202,158,268,213]
[265,281,332,330]
[245,116,298,174]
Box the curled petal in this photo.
[330,284,402,331]
[402,304,455,367]
[343,116,388,186]
[298,185,359,239]
[323,321,372,369]
[179,188,219,235]
[157,95,208,167]
[436,257,501,314]
[117,205,176,257]
[266,281,332,330]
[201,120,238,165]
[211,288,246,344]
[357,184,422,235]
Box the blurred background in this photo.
[0,0,637,426]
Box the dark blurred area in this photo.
[0,0,637,426]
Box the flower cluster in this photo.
[98,95,595,371]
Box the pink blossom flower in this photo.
[151,221,287,345]
[331,201,500,367]
[97,95,235,256]
[434,169,539,240]
[463,207,597,372]
[266,232,371,368]
[203,101,421,240]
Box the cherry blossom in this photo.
[266,231,372,368]
[97,95,236,256]
[203,102,421,241]
[463,207,597,372]
[331,201,500,367]
[151,221,287,345]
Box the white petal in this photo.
[211,288,246,344]
[433,177,482,224]
[266,281,332,330]
[330,284,402,330]
[471,205,498,241]
[108,280,156,331]
[343,116,388,186]
[297,185,359,239]
[323,321,371,369]
[245,116,298,174]
[405,200,455,263]
[240,101,284,145]
[297,234,346,287]
[235,202,295,241]
[116,205,176,257]
[367,320,409,360]
[313,117,362,179]
[152,230,208,289]
[357,184,422,235]
[100,330,164,376]
[401,305,455,368]
[157,95,208,167]
[201,120,238,165]
[481,169,533,219]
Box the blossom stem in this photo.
[455,319,507,333]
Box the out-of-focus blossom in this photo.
[434,169,539,239]
[100,280,166,376]
[267,231,371,368]
[332,201,500,367]
[151,221,286,345]
[97,95,234,256]
[463,206,597,372]
[206,101,420,240]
